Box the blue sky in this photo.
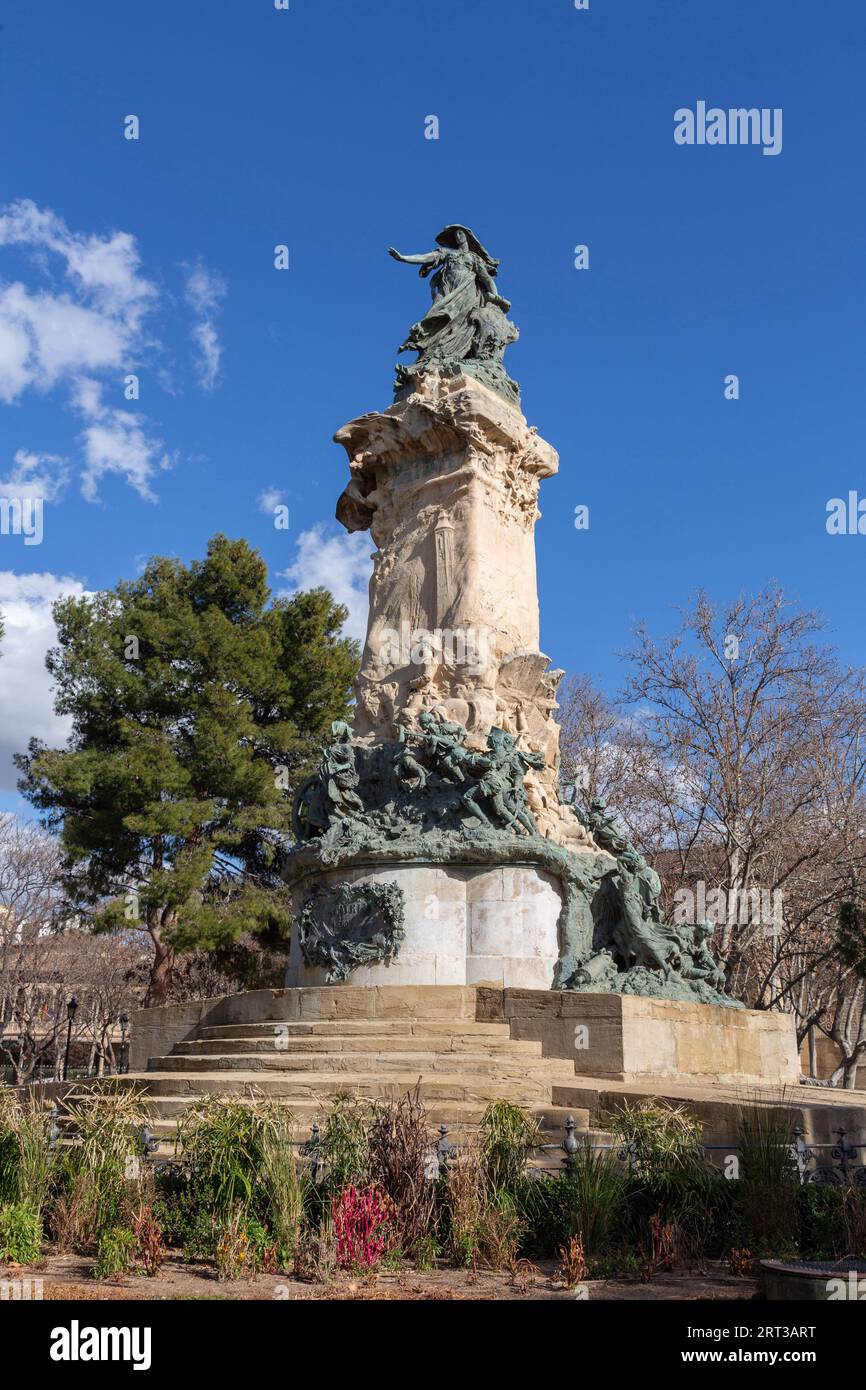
[0,0,864,809]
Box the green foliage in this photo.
[153,1169,216,1261]
[511,1172,575,1258]
[0,1202,42,1263]
[478,1100,541,1192]
[587,1250,644,1279]
[9,1076,845,1280]
[93,1225,136,1280]
[50,1085,148,1250]
[562,1141,628,1259]
[609,1100,720,1259]
[411,1233,441,1271]
[796,1184,846,1260]
[316,1094,375,1193]
[15,535,359,995]
[177,1095,296,1223]
[608,1099,704,1180]
[259,1122,307,1262]
[736,1098,800,1255]
[0,1093,57,1213]
[702,1172,748,1258]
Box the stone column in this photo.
[335,369,585,851]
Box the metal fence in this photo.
[0,1061,128,1084]
[134,1113,866,1188]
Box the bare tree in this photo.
[0,814,69,1082]
[0,814,148,1083]
[557,586,866,1076]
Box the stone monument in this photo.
[283,226,739,1009]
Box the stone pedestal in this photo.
[285,862,563,989]
[478,988,802,1086]
[334,370,597,854]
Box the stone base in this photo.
[286,863,562,989]
[478,988,801,1086]
[115,984,866,1155]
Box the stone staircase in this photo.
[45,984,866,1169]
[58,990,597,1158]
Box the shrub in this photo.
[178,1094,294,1217]
[736,1097,799,1255]
[317,1094,374,1192]
[512,1172,573,1258]
[0,1202,42,1264]
[153,1165,214,1259]
[588,1249,643,1278]
[131,1202,167,1277]
[0,1094,57,1214]
[478,1101,541,1193]
[51,1085,149,1250]
[796,1184,845,1260]
[332,1183,397,1270]
[412,1233,441,1271]
[609,1100,718,1262]
[367,1084,435,1255]
[442,1153,523,1269]
[176,1089,304,1245]
[609,1099,705,1183]
[562,1141,628,1260]
[94,1226,136,1280]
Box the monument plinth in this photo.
[284,226,740,1010]
[334,370,588,853]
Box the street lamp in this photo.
[62,997,78,1082]
[119,1014,129,1075]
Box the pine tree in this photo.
[16,535,359,1004]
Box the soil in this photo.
[1,1252,757,1301]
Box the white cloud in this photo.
[0,449,68,502]
[0,200,155,405]
[71,378,173,503]
[0,199,189,501]
[277,524,372,643]
[0,571,86,791]
[258,487,285,514]
[0,201,155,320]
[184,263,226,392]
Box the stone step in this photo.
[191,985,482,1025]
[171,1034,544,1058]
[106,1070,558,1105]
[127,1095,543,1123]
[147,1050,576,1079]
[195,1019,513,1040]
[71,1091,590,1136]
